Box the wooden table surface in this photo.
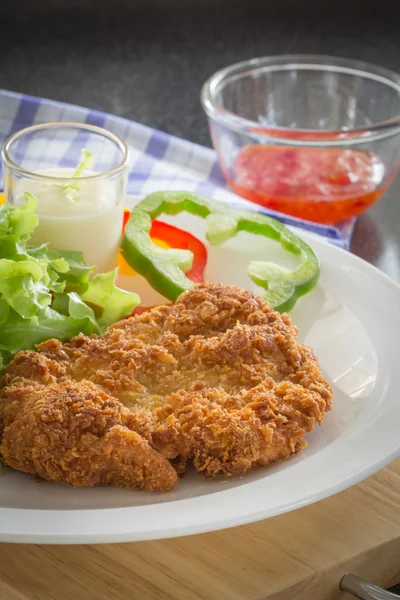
[0,459,399,600]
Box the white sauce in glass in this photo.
[14,168,124,272]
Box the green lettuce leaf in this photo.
[0,276,51,318]
[56,249,95,292]
[0,194,140,371]
[0,299,10,326]
[0,306,95,355]
[81,269,140,330]
[67,292,98,330]
[0,193,39,242]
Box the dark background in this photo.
[1,0,399,146]
[1,0,400,275]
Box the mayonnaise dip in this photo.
[14,168,124,272]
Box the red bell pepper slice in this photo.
[122,209,207,316]
[122,209,207,283]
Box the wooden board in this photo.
[0,459,400,600]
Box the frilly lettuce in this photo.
[0,195,140,371]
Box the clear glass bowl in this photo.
[201,55,400,224]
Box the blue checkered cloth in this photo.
[0,89,355,248]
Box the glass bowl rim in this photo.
[1,121,130,182]
[200,54,400,146]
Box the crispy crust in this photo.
[0,283,332,491]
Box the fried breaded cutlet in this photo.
[0,283,332,492]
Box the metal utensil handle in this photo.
[341,574,400,600]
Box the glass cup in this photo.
[201,55,400,224]
[2,122,130,271]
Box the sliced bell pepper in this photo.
[121,192,319,312]
[149,220,207,283]
[120,209,207,283]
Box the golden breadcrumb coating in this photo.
[0,283,332,491]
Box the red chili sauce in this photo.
[230,145,385,223]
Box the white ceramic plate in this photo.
[1,210,400,544]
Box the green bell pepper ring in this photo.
[121,191,319,312]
